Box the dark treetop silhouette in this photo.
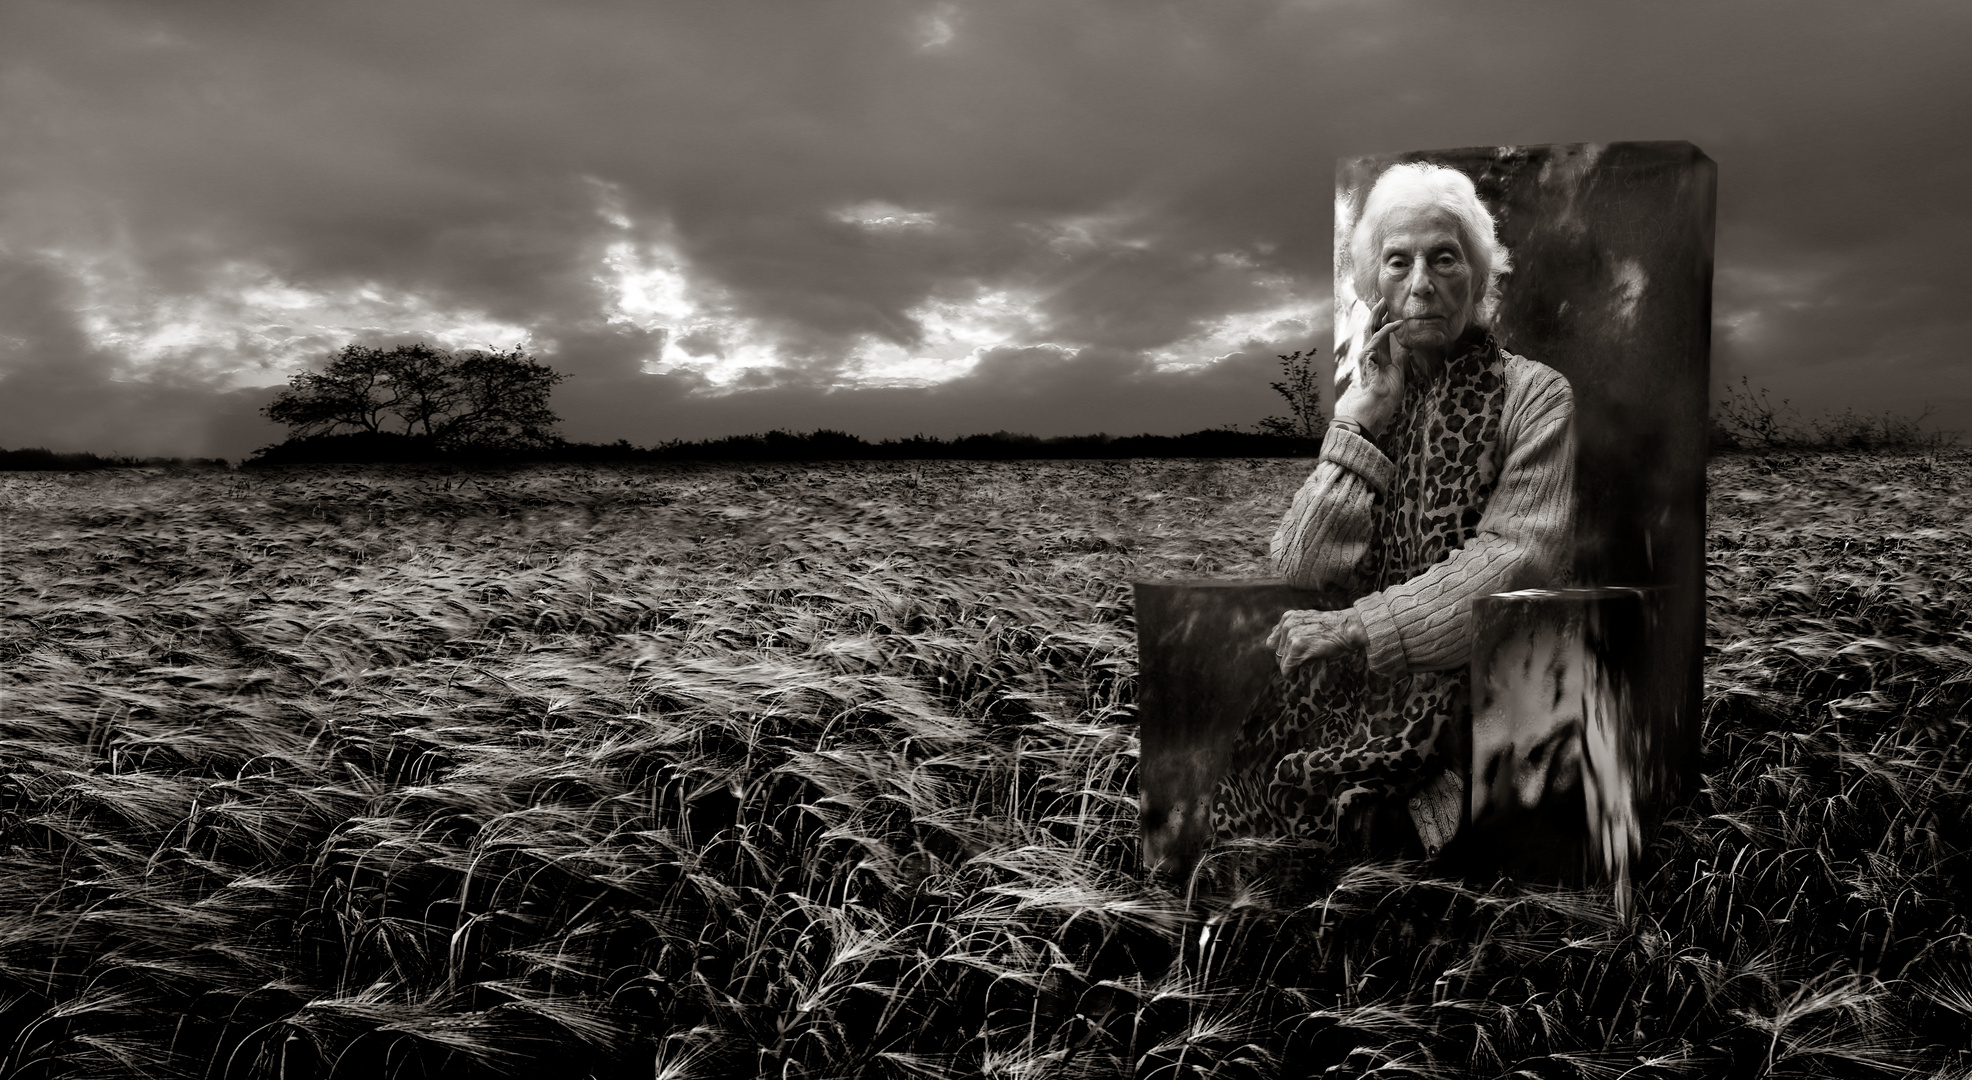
[262,343,566,452]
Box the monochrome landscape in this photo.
[3,447,1967,1077]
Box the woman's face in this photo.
[1374,206,1475,353]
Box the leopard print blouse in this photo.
[1210,328,1513,852]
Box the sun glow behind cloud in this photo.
[594,198,1172,391]
[47,248,532,387]
[596,228,1069,389]
[1148,273,1327,372]
[852,287,1056,385]
[43,203,1322,402]
[831,203,1059,386]
[832,202,939,230]
[915,2,957,50]
[20,172,1331,424]
[594,234,787,385]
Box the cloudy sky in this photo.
[2,0,1967,458]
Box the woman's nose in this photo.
[1408,263,1435,298]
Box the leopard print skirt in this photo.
[1210,330,1511,853]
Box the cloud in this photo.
[554,345,1293,448]
[0,251,276,456]
[1712,219,1972,426]
[3,0,1970,456]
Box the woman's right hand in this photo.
[1267,607,1370,674]
[1333,297,1406,439]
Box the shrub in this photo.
[1257,348,1326,440]
[1711,376,1957,452]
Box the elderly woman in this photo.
[1210,162,1576,853]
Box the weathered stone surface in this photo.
[1471,587,1667,915]
[1132,579,1339,880]
[1406,767,1465,858]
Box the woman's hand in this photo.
[1333,297,1407,439]
[1266,607,1370,675]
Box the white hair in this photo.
[1348,163,1511,327]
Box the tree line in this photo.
[245,340,1333,465]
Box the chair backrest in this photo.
[1336,142,1715,833]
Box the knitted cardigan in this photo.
[1270,352,1576,677]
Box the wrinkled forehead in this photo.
[1373,204,1467,253]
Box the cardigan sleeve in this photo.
[1351,360,1577,676]
[1268,422,1399,593]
